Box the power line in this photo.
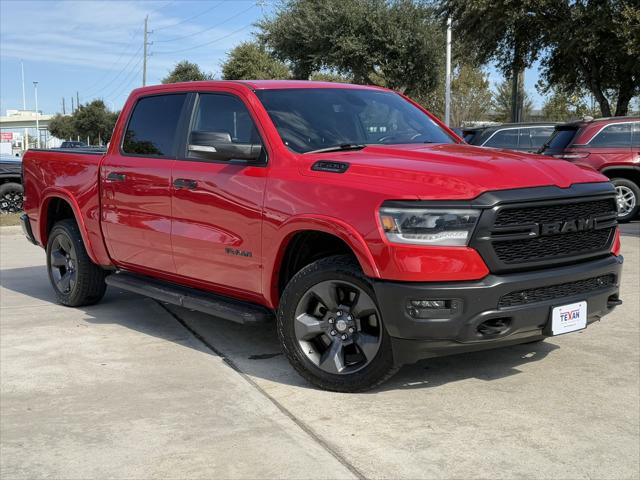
[153,0,225,31]
[155,4,255,43]
[83,44,144,99]
[101,55,144,102]
[81,29,143,95]
[153,23,253,55]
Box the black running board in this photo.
[105,272,273,324]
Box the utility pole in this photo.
[33,81,40,149]
[444,17,452,127]
[71,97,75,113]
[143,15,149,86]
[62,97,66,115]
[76,91,80,109]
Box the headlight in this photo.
[379,208,480,246]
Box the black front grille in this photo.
[493,228,614,264]
[498,274,616,308]
[488,197,617,267]
[494,199,615,226]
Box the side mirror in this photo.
[188,130,262,162]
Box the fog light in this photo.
[410,300,448,309]
[406,299,461,319]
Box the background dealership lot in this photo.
[1,223,638,479]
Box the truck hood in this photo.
[301,143,606,200]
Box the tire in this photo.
[46,219,107,307]
[277,255,398,392]
[0,182,24,213]
[611,178,640,223]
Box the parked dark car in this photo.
[0,155,23,213]
[59,141,88,149]
[539,117,640,222]
[463,123,557,153]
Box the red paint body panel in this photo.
[21,81,616,310]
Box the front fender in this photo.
[263,214,380,308]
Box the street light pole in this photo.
[33,81,40,149]
[444,17,452,127]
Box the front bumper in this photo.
[373,254,623,366]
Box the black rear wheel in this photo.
[47,219,107,306]
[278,255,397,392]
[0,182,23,213]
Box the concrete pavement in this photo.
[0,229,357,479]
[1,224,639,479]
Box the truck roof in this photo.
[131,80,387,95]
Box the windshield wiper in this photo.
[304,144,367,154]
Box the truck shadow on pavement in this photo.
[1,265,558,393]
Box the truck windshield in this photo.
[255,88,455,153]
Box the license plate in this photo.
[551,301,587,336]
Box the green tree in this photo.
[48,114,76,140]
[538,0,639,117]
[309,72,353,83]
[221,42,290,80]
[450,64,493,126]
[162,60,212,84]
[493,79,533,122]
[541,90,597,122]
[440,0,640,117]
[258,0,444,96]
[73,100,118,144]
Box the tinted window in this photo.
[484,129,518,148]
[256,88,454,153]
[191,94,260,144]
[539,127,579,154]
[589,123,632,147]
[123,94,187,156]
[629,122,639,147]
[529,127,555,149]
[517,129,532,149]
[463,131,479,143]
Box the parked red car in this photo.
[540,117,640,222]
[20,81,623,391]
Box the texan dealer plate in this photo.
[551,301,587,336]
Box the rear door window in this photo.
[588,123,632,147]
[630,122,640,147]
[122,94,188,157]
[529,127,555,149]
[540,127,579,154]
[484,129,518,148]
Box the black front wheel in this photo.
[46,219,107,307]
[278,255,397,392]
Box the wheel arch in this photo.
[601,166,640,185]
[266,216,380,308]
[39,191,101,264]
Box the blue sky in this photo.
[0,0,544,116]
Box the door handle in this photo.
[106,172,126,182]
[173,178,198,190]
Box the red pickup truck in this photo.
[21,81,623,392]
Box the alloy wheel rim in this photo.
[294,279,382,375]
[0,191,23,213]
[49,234,77,294]
[615,185,636,217]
